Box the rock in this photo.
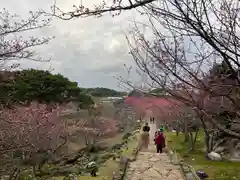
[185,172,195,180]
[228,157,240,162]
[86,161,97,169]
[182,166,190,172]
[213,146,225,153]
[120,156,129,164]
[232,149,240,158]
[134,129,140,134]
[168,150,174,155]
[208,152,222,161]
[69,174,78,180]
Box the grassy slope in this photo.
[57,98,138,180]
[166,131,240,180]
[53,133,139,180]
[80,133,140,180]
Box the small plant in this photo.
[86,161,99,177]
[122,132,132,141]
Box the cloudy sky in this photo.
[2,0,147,90]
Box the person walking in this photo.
[140,122,150,150]
[159,125,164,132]
[154,128,166,153]
[142,122,150,132]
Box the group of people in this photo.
[149,117,155,124]
[141,122,166,153]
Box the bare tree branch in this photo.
[0,9,53,70]
[49,0,156,20]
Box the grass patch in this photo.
[78,176,111,180]
[101,132,125,145]
[78,132,140,180]
[121,134,140,158]
[78,159,118,180]
[98,159,119,177]
[166,131,240,180]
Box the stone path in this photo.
[125,123,184,180]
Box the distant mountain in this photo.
[128,90,146,97]
[81,87,127,97]
[128,88,169,98]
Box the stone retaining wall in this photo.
[112,134,140,180]
[167,149,201,180]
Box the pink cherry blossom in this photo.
[0,102,67,155]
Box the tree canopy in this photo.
[81,87,127,97]
[0,69,94,107]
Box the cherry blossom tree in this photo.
[50,0,155,20]
[0,9,53,70]
[51,0,240,157]
[123,1,240,155]
[0,102,67,176]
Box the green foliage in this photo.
[19,171,34,180]
[81,87,127,97]
[122,132,132,141]
[77,93,95,109]
[209,61,238,80]
[0,69,94,107]
[166,131,240,180]
[128,90,144,97]
[13,69,79,103]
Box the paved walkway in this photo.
[125,123,184,180]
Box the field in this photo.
[166,131,240,180]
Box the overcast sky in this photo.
[2,0,147,91]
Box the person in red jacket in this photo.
[154,129,166,153]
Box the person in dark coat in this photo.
[154,128,166,153]
[142,122,150,132]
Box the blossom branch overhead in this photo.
[50,0,156,20]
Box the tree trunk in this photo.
[188,130,199,151]
[184,118,189,142]
[176,120,180,136]
[193,130,199,149]
[204,130,213,153]
[189,132,193,150]
[196,110,211,152]
[84,131,89,146]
